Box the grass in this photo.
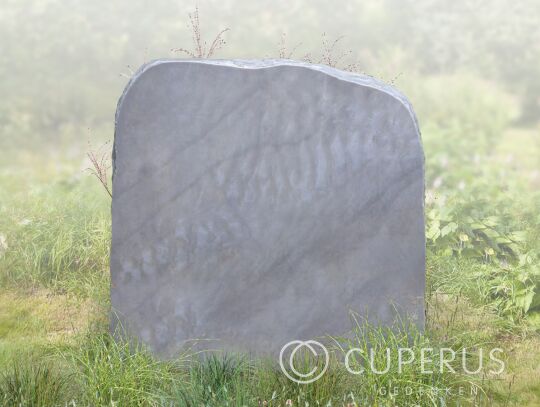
[0,358,70,407]
[0,169,110,300]
[0,86,539,405]
[63,333,180,406]
[0,298,536,406]
[0,149,539,406]
[0,289,96,355]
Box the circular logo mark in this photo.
[279,340,329,384]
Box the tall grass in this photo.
[332,315,488,407]
[175,354,254,406]
[0,170,110,299]
[109,317,492,405]
[0,358,70,407]
[0,318,493,406]
[63,333,179,406]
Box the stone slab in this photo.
[111,59,425,356]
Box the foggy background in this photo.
[2,2,539,133]
[1,0,539,191]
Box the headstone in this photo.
[111,60,424,356]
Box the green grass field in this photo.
[0,117,539,406]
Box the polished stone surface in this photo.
[111,59,425,356]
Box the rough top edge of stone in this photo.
[113,59,422,176]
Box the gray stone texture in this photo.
[111,59,425,356]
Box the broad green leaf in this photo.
[441,222,458,237]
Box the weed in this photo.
[171,6,229,58]
[86,141,112,198]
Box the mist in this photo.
[1,0,539,156]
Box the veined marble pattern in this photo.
[111,60,424,356]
